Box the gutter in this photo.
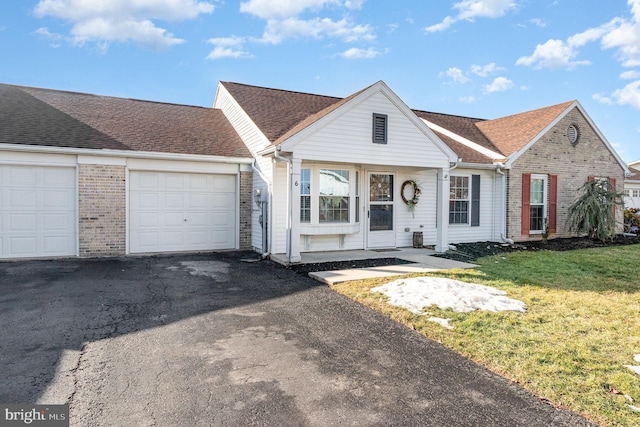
[495,164,514,244]
[0,143,255,164]
[251,161,273,259]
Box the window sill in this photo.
[300,224,361,235]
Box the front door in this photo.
[367,173,396,249]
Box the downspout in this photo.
[495,164,514,244]
[251,161,272,258]
[273,146,293,263]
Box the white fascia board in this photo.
[421,118,506,161]
[0,143,254,164]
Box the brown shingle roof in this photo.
[476,101,574,156]
[627,166,640,180]
[1,84,251,158]
[0,84,129,150]
[221,82,343,143]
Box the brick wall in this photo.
[507,107,625,241]
[239,170,253,250]
[78,164,126,256]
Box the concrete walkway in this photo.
[272,248,477,285]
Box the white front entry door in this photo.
[367,173,396,249]
[0,165,77,258]
[129,171,236,253]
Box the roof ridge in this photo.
[10,83,208,109]
[483,100,575,123]
[222,81,342,101]
[412,108,487,122]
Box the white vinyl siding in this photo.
[129,171,236,253]
[291,92,450,168]
[0,165,77,258]
[215,83,273,251]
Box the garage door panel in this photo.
[44,190,75,209]
[9,214,37,231]
[42,236,75,254]
[163,193,183,209]
[10,237,37,255]
[8,167,38,186]
[129,171,237,253]
[43,168,75,187]
[10,190,37,208]
[43,213,75,231]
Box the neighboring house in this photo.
[0,83,254,259]
[625,165,640,209]
[0,80,629,261]
[214,81,629,263]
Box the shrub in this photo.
[567,179,625,241]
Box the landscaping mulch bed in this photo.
[286,235,640,273]
[288,257,413,275]
[435,234,640,262]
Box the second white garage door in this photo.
[129,171,237,253]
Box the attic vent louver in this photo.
[372,113,388,144]
[567,124,580,145]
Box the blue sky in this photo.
[1,0,640,162]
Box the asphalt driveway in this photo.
[0,252,595,426]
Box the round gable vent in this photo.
[567,124,580,144]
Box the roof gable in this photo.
[274,81,459,163]
[476,101,574,156]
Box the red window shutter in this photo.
[549,175,558,233]
[588,175,594,181]
[522,173,531,235]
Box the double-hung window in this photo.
[529,174,548,233]
[449,176,469,224]
[300,168,311,223]
[319,169,350,223]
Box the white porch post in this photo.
[435,167,449,253]
[288,158,302,263]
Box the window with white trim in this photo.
[449,176,469,224]
[529,174,547,233]
[300,168,311,223]
[299,166,360,226]
[319,169,350,223]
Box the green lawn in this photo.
[331,245,640,427]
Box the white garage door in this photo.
[129,171,237,253]
[0,165,77,258]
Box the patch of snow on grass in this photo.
[371,277,526,314]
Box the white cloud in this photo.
[612,80,640,110]
[530,18,546,28]
[35,27,65,47]
[515,39,590,69]
[425,0,516,33]
[470,62,505,77]
[340,47,381,59]
[593,93,613,105]
[240,0,338,20]
[261,17,375,44]
[441,67,471,84]
[516,2,640,70]
[33,0,215,50]
[206,37,253,59]
[483,76,514,93]
[459,95,476,104]
[621,70,640,79]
